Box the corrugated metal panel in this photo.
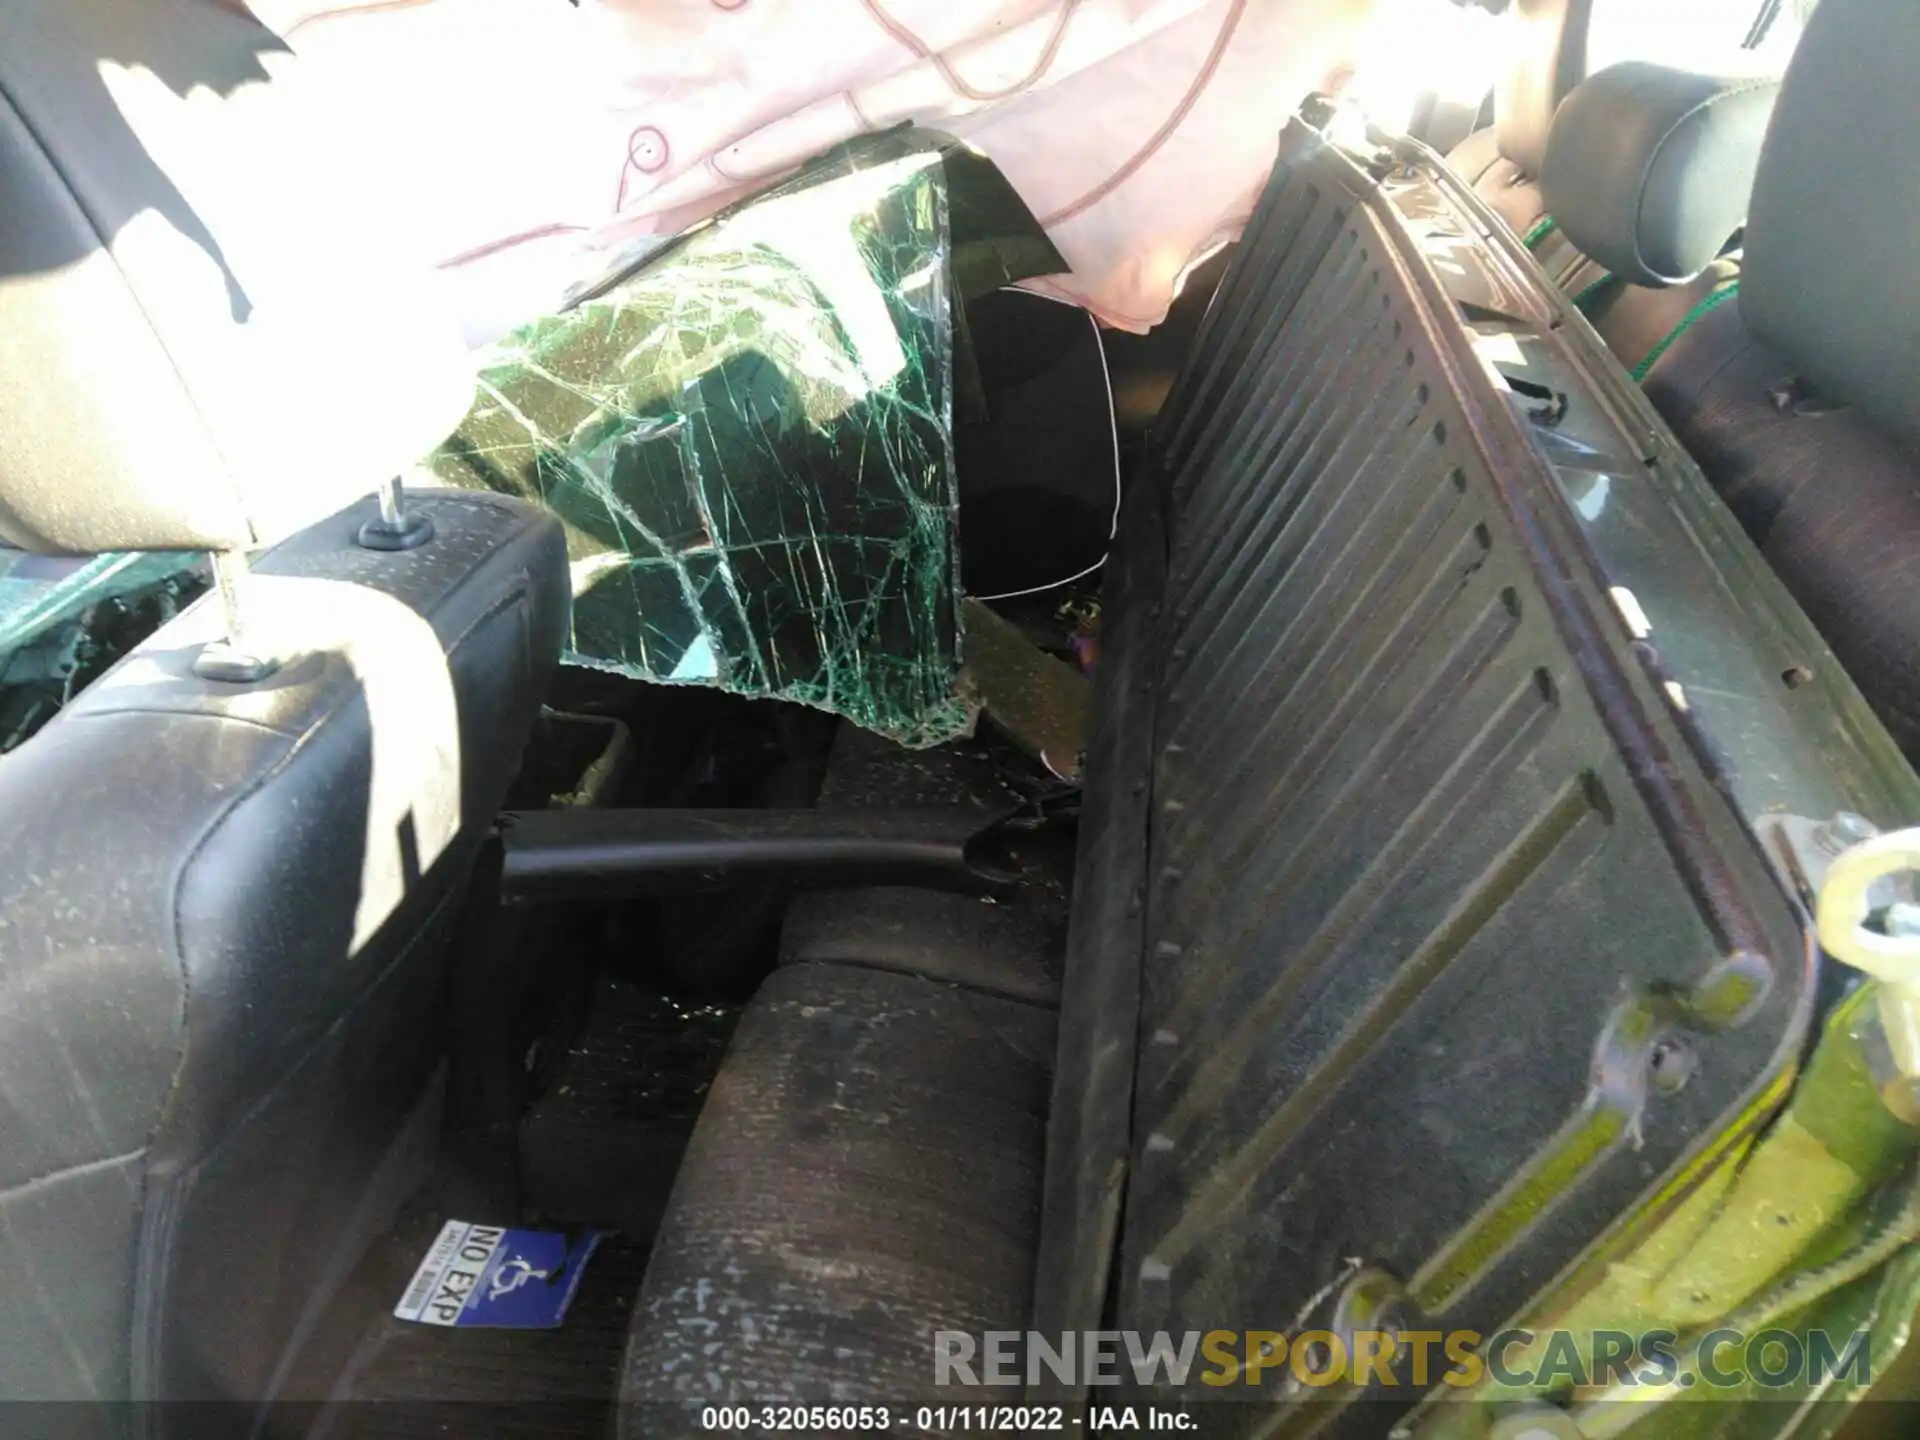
[1112,124,1817,1424]
[1031,471,1167,1379]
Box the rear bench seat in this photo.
[619,0,1914,1429]
[621,725,1075,1407]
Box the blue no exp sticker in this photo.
[394,1220,604,1329]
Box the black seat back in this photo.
[1643,0,1920,760]
[0,0,572,1416]
[0,495,567,1410]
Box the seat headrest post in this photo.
[357,477,436,553]
[0,0,474,559]
[191,549,280,684]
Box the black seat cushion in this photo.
[618,962,1053,1427]
[1533,58,1774,376]
[780,885,1066,1008]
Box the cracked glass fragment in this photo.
[0,550,207,752]
[428,138,1012,746]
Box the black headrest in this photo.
[1493,0,1597,176]
[1542,63,1781,288]
[0,0,472,556]
[1743,0,1920,447]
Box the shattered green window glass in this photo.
[428,147,970,745]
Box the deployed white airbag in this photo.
[249,0,1390,338]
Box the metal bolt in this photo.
[1331,1267,1410,1367]
[1648,1036,1697,1095]
[1832,811,1880,846]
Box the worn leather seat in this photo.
[0,0,570,1419]
[621,963,1055,1413]
[620,725,1067,1425]
[1642,0,1920,760]
[1538,60,1781,377]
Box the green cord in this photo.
[1521,214,1557,250]
[1631,278,1741,383]
[1571,271,1619,314]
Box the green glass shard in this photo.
[0,549,206,752]
[0,550,196,656]
[428,139,999,746]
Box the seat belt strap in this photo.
[1572,271,1619,313]
[1632,277,1742,383]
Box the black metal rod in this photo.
[497,806,1014,904]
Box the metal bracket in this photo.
[1816,825,1920,1080]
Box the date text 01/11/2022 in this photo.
[696,1407,1198,1431]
